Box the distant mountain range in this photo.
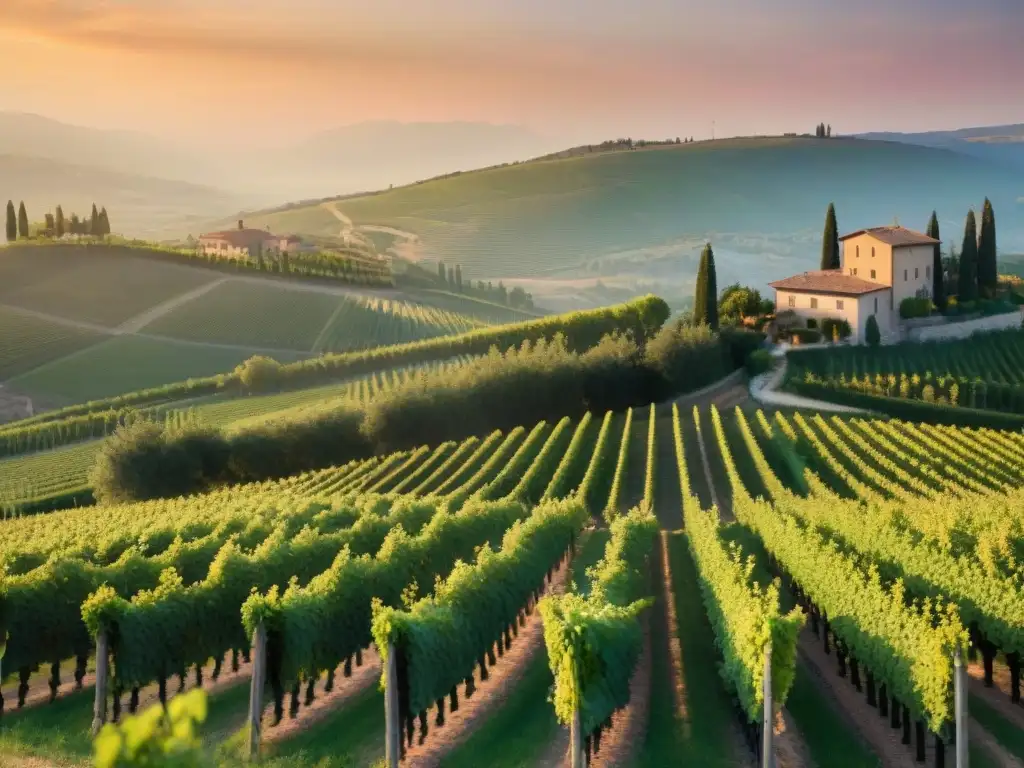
[855,124,1024,171]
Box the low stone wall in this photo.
[906,309,1023,342]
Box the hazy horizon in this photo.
[1,0,1022,150]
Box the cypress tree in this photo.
[17,201,28,239]
[958,210,979,302]
[693,242,719,330]
[5,201,16,242]
[977,198,997,297]
[454,264,463,292]
[55,206,65,238]
[446,266,455,286]
[926,211,945,311]
[821,203,840,270]
[89,203,99,236]
[98,207,110,236]
[437,261,446,283]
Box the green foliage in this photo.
[17,202,29,239]
[746,349,773,376]
[693,243,719,330]
[927,211,945,311]
[718,284,767,322]
[958,209,979,302]
[5,201,15,242]
[788,328,821,344]
[372,499,587,716]
[899,297,933,319]
[604,408,633,520]
[574,411,618,515]
[820,203,839,271]
[539,507,657,736]
[865,315,881,347]
[234,356,284,392]
[978,198,998,298]
[819,317,852,340]
[541,413,596,502]
[94,689,208,767]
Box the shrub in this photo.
[718,326,766,370]
[865,314,881,347]
[899,297,933,319]
[806,318,818,329]
[820,317,851,340]
[746,349,773,376]
[789,328,822,344]
[234,355,283,392]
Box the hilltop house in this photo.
[770,225,939,344]
[198,220,302,259]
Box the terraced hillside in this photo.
[228,137,1024,310]
[5,403,1024,768]
[0,244,524,407]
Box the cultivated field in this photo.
[0,306,103,379]
[4,402,1024,767]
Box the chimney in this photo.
[238,219,244,230]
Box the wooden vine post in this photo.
[762,642,774,768]
[954,646,968,768]
[385,643,401,768]
[247,622,267,760]
[91,630,109,736]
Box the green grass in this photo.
[784,671,882,768]
[0,305,104,379]
[0,440,100,505]
[632,532,739,767]
[969,692,1024,761]
[142,281,341,351]
[0,245,218,327]
[9,334,307,405]
[0,686,94,765]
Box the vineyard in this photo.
[0,358,474,513]
[786,328,1024,417]
[5,401,1024,767]
[0,306,103,380]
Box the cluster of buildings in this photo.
[197,220,305,259]
[769,225,940,344]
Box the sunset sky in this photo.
[0,0,1022,148]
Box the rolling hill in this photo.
[857,123,1024,171]
[222,136,1024,312]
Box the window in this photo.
[874,297,878,313]
[926,266,931,278]
[788,295,795,308]
[915,267,919,279]
[870,269,876,279]
[810,297,818,309]
[836,299,845,310]
[871,247,875,258]
[904,269,908,281]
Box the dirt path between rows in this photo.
[967,660,1024,729]
[402,554,572,768]
[796,630,918,768]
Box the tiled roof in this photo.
[769,270,890,296]
[839,226,939,247]
[199,229,278,247]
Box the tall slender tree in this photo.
[89,203,100,236]
[98,207,110,236]
[55,205,65,238]
[446,266,455,287]
[693,242,719,330]
[5,201,16,242]
[437,260,446,283]
[926,211,945,311]
[820,203,840,270]
[958,209,979,302]
[17,202,28,239]
[977,198,997,297]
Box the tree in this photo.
[70,213,81,235]
[718,283,764,321]
[926,211,945,311]
[693,242,719,330]
[437,260,446,283]
[446,266,455,286]
[826,124,832,138]
[90,203,100,235]
[977,198,997,298]
[958,209,979,302]
[455,264,463,292]
[17,201,28,239]
[44,212,55,235]
[820,203,840,270]
[55,205,65,238]
[4,201,15,242]
[98,207,110,236]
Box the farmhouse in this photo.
[198,220,303,258]
[770,225,939,344]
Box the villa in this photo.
[198,220,303,259]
